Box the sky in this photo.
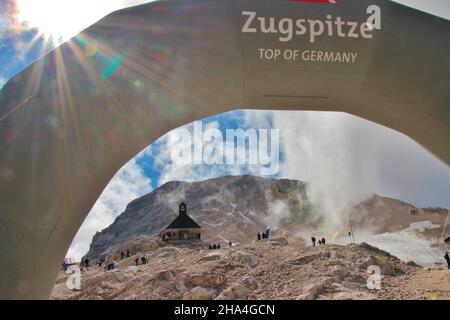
[0,0,449,260]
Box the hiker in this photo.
[218,244,221,249]
[209,244,212,250]
[262,232,266,240]
[318,239,322,245]
[321,237,326,245]
[444,252,450,269]
[121,251,125,260]
[257,233,261,241]
[134,257,139,266]
[141,256,147,265]
[108,259,116,271]
[213,244,217,250]
[127,249,130,258]
[84,258,89,268]
[229,241,232,247]
[311,236,316,246]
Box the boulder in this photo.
[152,247,178,259]
[269,238,289,246]
[359,256,398,276]
[157,270,175,282]
[190,272,224,288]
[215,276,259,300]
[330,265,348,280]
[183,286,215,300]
[297,277,333,300]
[230,251,259,268]
[358,243,392,257]
[347,273,368,284]
[241,276,259,290]
[332,289,377,300]
[198,251,227,263]
[358,256,377,270]
[289,252,323,265]
[216,284,252,300]
[406,261,421,268]
[175,274,191,291]
[297,283,322,300]
[330,283,377,300]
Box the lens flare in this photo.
[16,0,113,44]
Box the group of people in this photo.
[209,243,221,250]
[135,255,148,266]
[96,255,116,271]
[96,248,132,271]
[120,249,130,260]
[257,232,270,241]
[311,236,326,246]
[97,256,116,271]
[90,248,152,269]
[81,258,89,269]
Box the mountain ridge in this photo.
[83,175,448,262]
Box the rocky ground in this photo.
[51,235,450,300]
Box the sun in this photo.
[16,0,109,44]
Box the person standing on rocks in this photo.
[321,237,326,245]
[109,259,116,270]
[134,257,139,266]
[121,251,125,260]
[444,252,450,269]
[257,233,261,241]
[311,236,316,246]
[126,249,130,258]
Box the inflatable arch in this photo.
[0,0,449,299]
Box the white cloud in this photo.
[150,118,278,185]
[150,121,238,185]
[66,158,152,261]
[270,110,450,235]
[0,76,5,89]
[272,111,382,232]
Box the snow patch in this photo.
[336,220,443,267]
